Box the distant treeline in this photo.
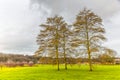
[0,53,39,63]
[38,56,117,65]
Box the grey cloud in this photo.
[103,11,120,56]
[0,0,41,54]
[30,0,120,19]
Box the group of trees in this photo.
[0,53,39,63]
[0,53,40,68]
[36,8,115,71]
[36,15,71,70]
[98,48,117,64]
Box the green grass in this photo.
[0,64,120,80]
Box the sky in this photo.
[0,0,120,56]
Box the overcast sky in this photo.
[0,0,120,55]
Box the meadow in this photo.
[0,64,120,80]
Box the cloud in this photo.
[103,12,120,56]
[0,0,42,54]
[30,0,120,19]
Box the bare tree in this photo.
[60,24,73,70]
[36,15,67,70]
[73,8,106,71]
[98,47,117,64]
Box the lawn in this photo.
[0,64,120,80]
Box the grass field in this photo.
[0,64,120,80]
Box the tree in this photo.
[98,47,117,64]
[60,24,73,70]
[73,8,106,71]
[36,15,67,70]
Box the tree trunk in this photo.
[56,46,59,71]
[88,51,92,71]
[85,15,92,71]
[63,44,67,70]
[63,34,67,70]
[64,53,67,70]
[56,26,60,71]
